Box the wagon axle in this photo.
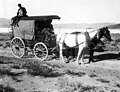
[15,46,20,51]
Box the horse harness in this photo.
[57,29,103,50]
[58,32,89,49]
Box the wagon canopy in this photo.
[12,15,60,40]
[20,15,61,21]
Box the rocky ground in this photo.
[0,33,120,92]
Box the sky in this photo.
[0,0,120,23]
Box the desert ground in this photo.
[0,32,120,92]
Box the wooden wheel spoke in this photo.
[34,42,48,61]
[11,37,25,58]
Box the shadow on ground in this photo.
[84,52,120,63]
[94,53,120,62]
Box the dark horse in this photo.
[88,27,112,63]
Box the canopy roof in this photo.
[20,15,60,21]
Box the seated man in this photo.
[41,20,55,47]
[44,19,54,34]
[11,3,28,26]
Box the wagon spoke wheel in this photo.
[33,42,48,61]
[11,37,25,58]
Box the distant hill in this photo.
[0,18,11,28]
[0,18,120,29]
[108,24,120,29]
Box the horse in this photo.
[57,27,112,65]
[57,31,91,64]
[88,27,112,63]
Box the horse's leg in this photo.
[59,43,64,62]
[72,48,75,58]
[80,47,86,64]
[75,46,83,65]
[89,49,95,63]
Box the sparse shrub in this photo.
[116,83,120,88]
[3,41,10,48]
[22,61,53,77]
[110,41,117,46]
[57,75,101,92]
[0,33,11,41]
[66,70,86,77]
[96,79,110,83]
[0,66,11,75]
[57,75,82,91]
[79,86,97,92]
[89,74,98,78]
[0,43,3,47]
[0,85,15,92]
[115,39,120,43]
[0,69,10,75]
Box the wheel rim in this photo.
[33,42,48,61]
[11,37,25,58]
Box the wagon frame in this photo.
[11,15,60,60]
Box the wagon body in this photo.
[11,15,60,60]
[13,20,34,40]
[12,15,60,40]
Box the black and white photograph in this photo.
[0,0,120,91]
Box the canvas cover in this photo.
[13,20,34,40]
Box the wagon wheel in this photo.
[33,42,48,61]
[11,37,26,58]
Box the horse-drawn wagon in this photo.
[11,15,60,60]
[10,15,112,64]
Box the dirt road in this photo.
[0,47,120,92]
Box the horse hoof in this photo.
[88,61,93,64]
[90,62,92,64]
[65,60,70,63]
[80,62,84,65]
[78,62,84,65]
[91,59,95,62]
[87,61,91,64]
[88,59,94,63]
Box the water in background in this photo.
[0,27,120,34]
[54,28,120,34]
[0,28,12,33]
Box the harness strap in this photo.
[57,32,97,49]
[75,34,79,45]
